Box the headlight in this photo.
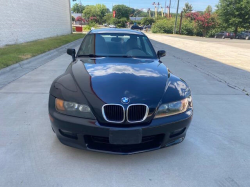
[55,98,96,119]
[154,96,192,118]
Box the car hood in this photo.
[71,57,169,108]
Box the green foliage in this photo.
[83,25,92,31]
[135,20,142,25]
[72,27,76,32]
[111,18,128,28]
[180,19,195,35]
[152,19,175,33]
[72,16,75,21]
[141,17,155,25]
[135,9,148,17]
[216,0,250,34]
[83,4,109,24]
[0,34,85,69]
[103,13,113,24]
[88,22,97,27]
[206,28,221,37]
[113,5,132,19]
[131,9,148,17]
[183,3,193,14]
[205,5,213,13]
[71,3,84,13]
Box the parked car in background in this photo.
[109,25,116,28]
[236,31,250,40]
[215,31,235,39]
[103,24,108,27]
[131,25,143,31]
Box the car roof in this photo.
[89,28,144,35]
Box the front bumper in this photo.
[49,106,193,155]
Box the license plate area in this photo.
[109,129,142,145]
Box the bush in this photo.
[206,28,221,37]
[111,18,128,28]
[72,27,76,32]
[152,18,175,33]
[83,25,91,31]
[180,19,195,36]
[88,21,97,27]
[141,17,155,26]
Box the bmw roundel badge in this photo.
[121,97,130,104]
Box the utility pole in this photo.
[169,0,171,17]
[179,11,183,34]
[148,8,151,17]
[173,0,179,34]
[164,1,166,16]
[152,2,156,18]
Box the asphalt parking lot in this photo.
[1,34,250,187]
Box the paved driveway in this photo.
[1,36,250,187]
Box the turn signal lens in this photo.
[55,98,65,111]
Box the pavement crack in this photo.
[171,54,249,96]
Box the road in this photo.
[1,34,250,187]
[165,34,250,49]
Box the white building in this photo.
[0,0,72,47]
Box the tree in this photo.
[75,16,85,22]
[112,18,128,28]
[75,16,86,25]
[71,3,84,13]
[83,4,109,24]
[186,12,218,36]
[133,9,148,17]
[185,12,199,20]
[205,5,213,13]
[113,5,132,19]
[72,16,75,22]
[103,13,113,24]
[183,3,193,14]
[141,17,155,25]
[216,0,250,34]
[195,13,217,36]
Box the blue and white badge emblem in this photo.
[121,97,130,104]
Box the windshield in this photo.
[77,33,157,59]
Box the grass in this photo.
[0,33,85,70]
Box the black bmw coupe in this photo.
[48,29,193,154]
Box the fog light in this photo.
[59,129,78,140]
[170,128,186,138]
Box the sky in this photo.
[71,0,219,13]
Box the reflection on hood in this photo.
[85,64,162,78]
[169,80,189,96]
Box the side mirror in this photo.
[67,49,76,61]
[157,50,166,59]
